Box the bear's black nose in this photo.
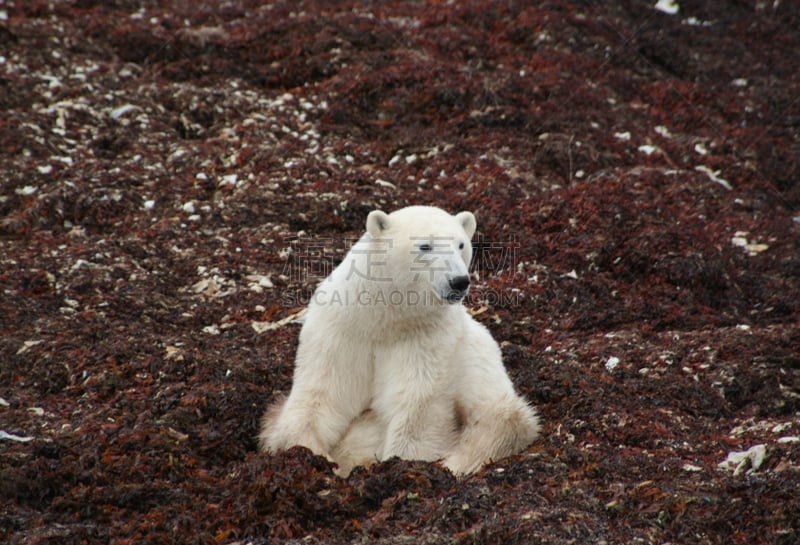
[449,275,470,292]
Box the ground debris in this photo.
[1,1,799,544]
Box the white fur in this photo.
[259,206,540,476]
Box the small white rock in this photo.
[746,243,768,255]
[15,185,37,196]
[731,236,749,248]
[605,356,620,372]
[654,125,672,138]
[638,144,658,155]
[654,0,679,15]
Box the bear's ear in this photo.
[455,211,476,238]
[366,210,391,237]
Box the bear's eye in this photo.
[419,243,433,252]
[458,242,465,250]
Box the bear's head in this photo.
[364,206,476,305]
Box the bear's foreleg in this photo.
[381,406,429,461]
[373,342,457,463]
[258,391,352,461]
[330,409,384,476]
[443,395,540,475]
[260,315,375,462]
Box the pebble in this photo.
[654,0,679,15]
[605,356,620,372]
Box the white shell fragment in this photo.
[654,0,679,15]
[605,356,620,372]
[718,444,766,476]
[0,430,34,443]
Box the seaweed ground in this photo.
[1,1,799,543]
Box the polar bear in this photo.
[259,205,540,476]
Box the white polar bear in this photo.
[259,205,540,476]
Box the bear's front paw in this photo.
[442,453,484,477]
